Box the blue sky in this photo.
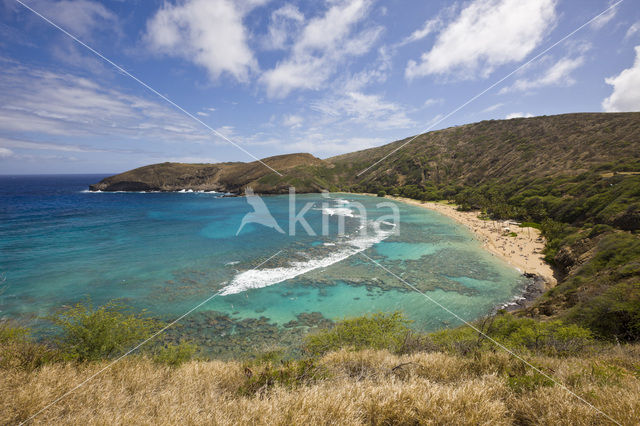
[0,0,639,174]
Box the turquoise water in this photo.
[0,175,528,355]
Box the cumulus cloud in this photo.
[262,4,305,50]
[145,0,258,82]
[406,0,557,80]
[501,56,585,93]
[261,0,382,98]
[602,46,640,112]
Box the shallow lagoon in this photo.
[0,175,528,356]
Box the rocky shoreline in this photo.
[496,273,547,312]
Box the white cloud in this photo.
[145,0,258,82]
[398,18,440,46]
[286,134,386,156]
[482,102,504,112]
[602,46,640,112]
[626,22,640,39]
[406,0,557,79]
[261,0,382,98]
[283,114,304,128]
[29,0,117,38]
[501,56,584,93]
[262,4,305,50]
[343,47,391,91]
[0,136,131,153]
[0,61,210,144]
[590,2,618,30]
[311,91,415,130]
[0,147,14,158]
[505,112,533,119]
[424,98,444,107]
[196,111,209,117]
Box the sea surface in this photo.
[0,175,529,357]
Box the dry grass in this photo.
[2,347,639,425]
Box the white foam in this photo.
[322,207,356,217]
[220,226,393,296]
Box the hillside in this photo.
[89,153,328,193]
[328,112,640,188]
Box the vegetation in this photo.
[303,312,411,356]
[153,341,199,367]
[47,300,162,362]
[2,311,639,424]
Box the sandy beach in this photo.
[355,193,557,288]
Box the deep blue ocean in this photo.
[0,174,528,356]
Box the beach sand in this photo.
[355,194,557,288]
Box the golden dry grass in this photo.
[2,347,639,425]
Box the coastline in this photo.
[352,193,557,290]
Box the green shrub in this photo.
[48,300,161,362]
[428,314,594,356]
[377,190,386,197]
[304,312,411,356]
[153,341,198,366]
[567,282,640,341]
[0,320,29,344]
[0,321,60,370]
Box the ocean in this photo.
[0,174,528,357]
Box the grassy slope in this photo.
[3,347,639,425]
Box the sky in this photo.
[0,0,639,174]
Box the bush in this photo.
[153,341,198,366]
[0,321,60,370]
[568,282,640,341]
[304,312,411,356]
[428,314,594,356]
[377,190,386,197]
[48,300,161,362]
